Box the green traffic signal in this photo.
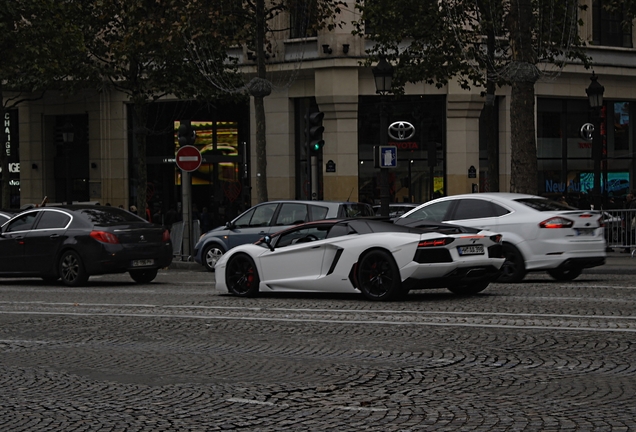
[305,110,325,153]
[311,139,325,152]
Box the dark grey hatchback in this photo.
[0,205,173,286]
[193,200,374,271]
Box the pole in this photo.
[182,170,192,260]
[592,107,602,209]
[65,144,73,205]
[380,97,389,217]
[311,155,318,200]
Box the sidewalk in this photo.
[168,251,636,273]
[587,249,636,273]
[169,258,207,272]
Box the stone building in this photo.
[7,1,636,219]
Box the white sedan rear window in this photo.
[516,198,573,211]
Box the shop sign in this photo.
[388,121,415,141]
[580,123,594,141]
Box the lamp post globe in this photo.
[372,57,394,95]
[586,73,605,109]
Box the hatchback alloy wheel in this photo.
[59,250,89,287]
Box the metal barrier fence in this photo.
[603,209,636,254]
[169,220,201,261]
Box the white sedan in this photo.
[398,192,607,282]
[214,218,505,301]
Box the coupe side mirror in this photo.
[263,235,274,251]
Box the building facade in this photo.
[9,0,636,220]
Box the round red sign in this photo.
[175,145,202,172]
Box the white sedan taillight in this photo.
[539,217,574,229]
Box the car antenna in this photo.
[347,188,354,202]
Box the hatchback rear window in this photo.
[78,208,147,225]
[515,198,573,211]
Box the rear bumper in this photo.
[403,264,502,290]
[556,256,606,270]
[83,243,174,275]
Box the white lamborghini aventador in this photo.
[214,218,505,301]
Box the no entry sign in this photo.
[175,145,202,172]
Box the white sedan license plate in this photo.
[575,228,596,236]
[457,245,484,256]
[132,259,154,267]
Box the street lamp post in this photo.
[586,73,604,210]
[372,57,394,218]
[62,122,75,205]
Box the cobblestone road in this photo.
[0,270,635,431]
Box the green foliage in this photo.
[353,0,589,93]
[0,0,89,102]
[76,0,234,103]
[602,0,635,30]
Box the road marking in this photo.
[226,398,386,412]
[226,398,285,407]
[1,301,636,321]
[1,310,636,333]
[334,406,388,412]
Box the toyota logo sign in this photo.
[388,121,415,141]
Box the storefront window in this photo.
[358,96,445,204]
[133,101,249,228]
[537,98,635,204]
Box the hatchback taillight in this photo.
[162,229,171,242]
[539,217,574,229]
[90,230,119,244]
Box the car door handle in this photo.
[49,234,60,239]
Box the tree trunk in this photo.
[254,94,268,203]
[253,0,269,204]
[508,0,539,194]
[132,103,149,219]
[484,40,499,191]
[510,79,538,194]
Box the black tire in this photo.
[59,250,89,287]
[447,280,490,295]
[357,249,401,301]
[203,244,225,272]
[547,267,582,281]
[226,253,260,297]
[497,243,526,283]
[129,268,159,284]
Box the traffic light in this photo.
[305,111,325,153]
[178,120,196,146]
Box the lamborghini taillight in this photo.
[418,237,454,248]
